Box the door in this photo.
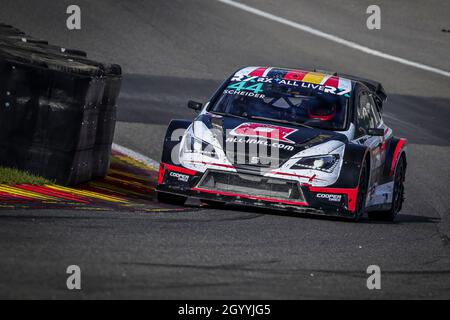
[354,91,385,187]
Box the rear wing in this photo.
[338,73,387,104]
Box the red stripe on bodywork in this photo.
[186,161,234,169]
[283,70,307,81]
[249,67,267,77]
[308,186,359,213]
[157,163,166,185]
[192,187,309,206]
[390,138,406,176]
[162,163,198,176]
[271,171,318,181]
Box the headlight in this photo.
[184,132,218,158]
[182,123,219,159]
[291,154,339,173]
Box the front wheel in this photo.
[157,191,187,206]
[353,161,369,222]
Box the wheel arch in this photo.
[384,137,407,177]
[161,119,192,164]
[333,143,371,188]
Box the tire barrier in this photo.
[0,24,122,185]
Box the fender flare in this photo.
[333,143,370,189]
[161,119,192,164]
[311,143,369,213]
[384,137,407,177]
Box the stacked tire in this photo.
[0,24,122,185]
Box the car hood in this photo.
[197,113,347,169]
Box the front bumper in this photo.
[157,163,358,218]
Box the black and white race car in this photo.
[156,67,407,221]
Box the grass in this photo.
[0,167,52,185]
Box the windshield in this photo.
[210,76,351,130]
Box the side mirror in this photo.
[188,100,203,112]
[367,128,384,136]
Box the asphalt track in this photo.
[1,0,450,299]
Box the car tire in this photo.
[353,161,369,222]
[156,191,187,206]
[368,157,405,222]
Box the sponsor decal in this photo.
[170,172,190,182]
[316,193,342,202]
[223,89,265,99]
[227,80,264,93]
[230,122,297,144]
[231,75,274,83]
[230,74,352,97]
[226,137,294,151]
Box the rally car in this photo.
[156,67,407,221]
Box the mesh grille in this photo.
[197,170,305,201]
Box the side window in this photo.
[356,92,379,137]
[367,95,381,125]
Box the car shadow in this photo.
[199,202,439,225]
